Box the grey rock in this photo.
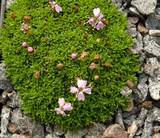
[149,30,160,37]
[129,7,140,16]
[146,14,160,30]
[45,134,59,138]
[116,109,125,129]
[0,91,8,104]
[128,27,137,38]
[144,58,160,77]
[7,91,20,108]
[0,106,11,138]
[149,82,160,100]
[143,35,160,58]
[123,115,137,126]
[54,125,65,136]
[136,108,148,127]
[131,0,157,15]
[86,123,105,138]
[65,131,81,138]
[128,16,139,25]
[11,109,44,137]
[0,63,6,77]
[130,32,143,54]
[0,77,13,92]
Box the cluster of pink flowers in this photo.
[49,0,62,13]
[88,8,106,30]
[55,79,92,116]
[22,42,34,53]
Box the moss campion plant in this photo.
[0,0,139,130]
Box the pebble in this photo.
[127,121,138,137]
[7,123,17,134]
[149,82,160,100]
[137,23,148,35]
[10,134,25,138]
[152,133,160,138]
[128,16,139,24]
[103,124,128,138]
[131,0,157,15]
[149,29,160,37]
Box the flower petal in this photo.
[96,21,105,30]
[70,86,79,93]
[88,17,96,27]
[77,79,87,89]
[77,92,85,101]
[58,98,65,107]
[63,103,73,111]
[54,108,65,115]
[83,88,91,94]
[55,4,62,13]
[93,8,100,17]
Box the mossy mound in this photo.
[0,0,139,130]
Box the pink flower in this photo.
[93,8,101,17]
[96,21,106,30]
[88,8,106,30]
[71,53,77,60]
[27,47,34,53]
[70,79,92,101]
[88,17,96,27]
[54,98,73,116]
[50,0,62,13]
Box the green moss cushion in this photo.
[0,0,139,130]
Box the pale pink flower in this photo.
[27,47,34,53]
[71,53,77,60]
[88,17,96,27]
[50,0,62,13]
[54,98,73,116]
[93,8,101,17]
[96,21,106,30]
[70,79,92,101]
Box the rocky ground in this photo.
[1,0,160,138]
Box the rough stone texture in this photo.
[0,77,13,92]
[115,109,125,129]
[146,14,160,30]
[7,91,20,108]
[10,134,25,138]
[103,124,128,138]
[149,82,160,100]
[143,35,160,58]
[0,106,11,138]
[131,0,157,15]
[149,30,160,37]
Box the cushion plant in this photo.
[0,0,139,130]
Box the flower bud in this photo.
[94,75,100,80]
[22,42,28,48]
[56,63,64,70]
[103,62,112,69]
[34,71,40,80]
[27,47,34,53]
[94,54,101,61]
[23,16,32,23]
[89,63,97,70]
[80,52,88,61]
[71,53,77,60]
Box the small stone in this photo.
[127,121,138,137]
[149,30,160,37]
[137,23,148,35]
[131,0,157,15]
[65,131,81,138]
[89,63,97,70]
[129,7,140,16]
[128,17,139,24]
[152,133,160,138]
[142,101,153,109]
[149,82,160,100]
[10,134,25,138]
[103,124,128,138]
[7,123,17,134]
[56,63,64,70]
[54,125,65,136]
